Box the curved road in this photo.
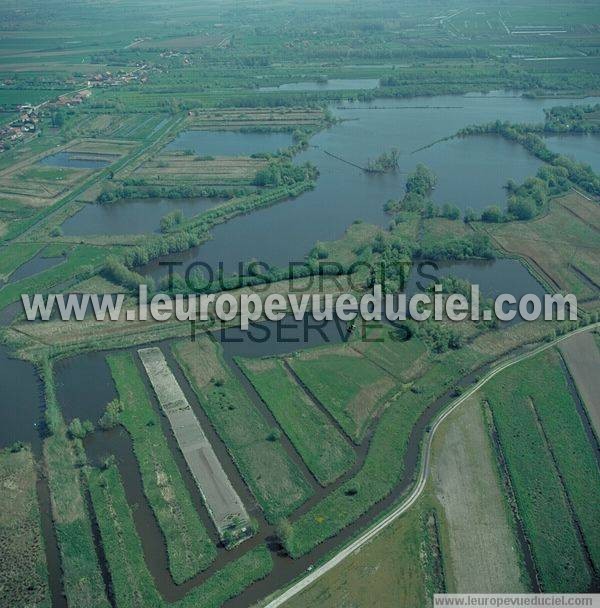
[264,323,599,608]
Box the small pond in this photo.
[39,151,110,169]
[61,196,225,236]
[164,130,293,156]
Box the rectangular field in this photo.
[238,357,355,486]
[287,347,398,444]
[480,193,600,300]
[484,350,595,592]
[430,396,526,592]
[137,347,250,542]
[133,153,266,186]
[526,349,600,574]
[187,108,326,130]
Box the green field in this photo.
[238,357,356,486]
[0,244,114,310]
[284,346,483,557]
[1,0,600,604]
[107,352,216,583]
[288,348,398,443]
[173,337,313,523]
[352,324,429,382]
[514,350,600,573]
[484,350,595,592]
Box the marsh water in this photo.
[164,130,294,156]
[50,323,542,606]
[61,196,225,236]
[4,252,65,284]
[0,346,44,450]
[142,92,600,281]
[544,133,600,172]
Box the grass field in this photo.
[480,192,600,300]
[351,324,429,383]
[133,153,267,186]
[107,352,216,583]
[484,350,594,592]
[524,350,600,574]
[283,506,429,608]
[0,244,112,311]
[89,464,273,608]
[283,346,483,558]
[559,332,600,439]
[430,396,527,593]
[288,347,398,443]
[238,357,356,486]
[173,336,313,523]
[187,108,326,130]
[0,447,50,608]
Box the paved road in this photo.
[264,323,599,608]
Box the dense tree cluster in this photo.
[253,161,317,187]
[365,148,400,173]
[544,104,600,133]
[414,233,495,260]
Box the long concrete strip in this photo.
[138,347,250,540]
[559,331,600,438]
[263,324,599,608]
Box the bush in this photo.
[481,205,503,223]
[68,418,93,440]
[160,209,184,233]
[267,428,282,442]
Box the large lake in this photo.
[142,93,600,280]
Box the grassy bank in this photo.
[284,347,482,557]
[0,242,43,281]
[0,244,112,311]
[288,348,398,444]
